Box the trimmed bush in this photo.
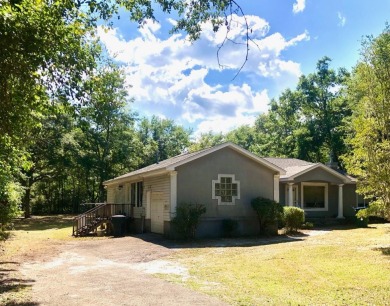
[171,203,206,239]
[222,219,238,237]
[251,197,283,235]
[283,206,305,233]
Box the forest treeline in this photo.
[0,1,389,223]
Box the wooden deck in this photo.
[72,203,133,236]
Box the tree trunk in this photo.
[23,178,32,218]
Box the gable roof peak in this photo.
[104,142,285,185]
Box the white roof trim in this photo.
[104,169,170,186]
[166,142,286,174]
[281,163,352,183]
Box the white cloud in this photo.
[97,15,307,135]
[293,0,306,14]
[337,12,346,27]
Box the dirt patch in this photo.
[18,234,227,305]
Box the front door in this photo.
[151,192,164,234]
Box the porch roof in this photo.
[264,158,354,184]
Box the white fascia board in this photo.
[283,163,352,183]
[104,169,169,186]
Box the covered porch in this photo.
[278,163,357,218]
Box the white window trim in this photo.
[212,174,240,205]
[301,182,328,211]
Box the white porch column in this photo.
[337,184,344,219]
[273,175,280,203]
[287,183,294,207]
[170,171,178,220]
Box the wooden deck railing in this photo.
[72,203,133,236]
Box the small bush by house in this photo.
[283,206,305,233]
[171,203,206,239]
[251,197,283,235]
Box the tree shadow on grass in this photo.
[373,246,390,256]
[12,215,74,231]
[5,302,40,306]
[0,261,39,306]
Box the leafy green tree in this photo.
[253,90,304,158]
[137,116,191,166]
[297,57,351,164]
[343,25,390,220]
[226,125,256,151]
[0,0,98,218]
[77,65,139,202]
[189,132,225,152]
[252,58,351,164]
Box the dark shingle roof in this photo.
[264,158,315,179]
[104,147,211,183]
[104,142,286,185]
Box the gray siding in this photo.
[343,184,358,217]
[176,147,277,237]
[294,168,345,184]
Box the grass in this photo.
[164,224,390,305]
[1,216,389,305]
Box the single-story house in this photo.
[103,142,362,237]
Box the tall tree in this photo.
[0,0,98,218]
[253,90,304,158]
[77,65,138,202]
[226,125,256,151]
[189,132,225,152]
[138,116,191,166]
[343,25,390,220]
[1,0,250,221]
[297,57,351,165]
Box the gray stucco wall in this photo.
[293,167,345,184]
[175,147,277,237]
[343,184,358,217]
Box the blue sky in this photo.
[98,0,390,137]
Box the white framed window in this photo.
[130,181,143,207]
[212,174,240,205]
[301,182,328,211]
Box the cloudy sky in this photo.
[98,0,390,137]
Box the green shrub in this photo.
[301,221,314,229]
[0,181,23,229]
[171,203,206,239]
[283,206,305,233]
[251,197,283,235]
[0,229,11,241]
[355,209,369,227]
[222,219,238,237]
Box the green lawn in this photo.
[165,225,390,305]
